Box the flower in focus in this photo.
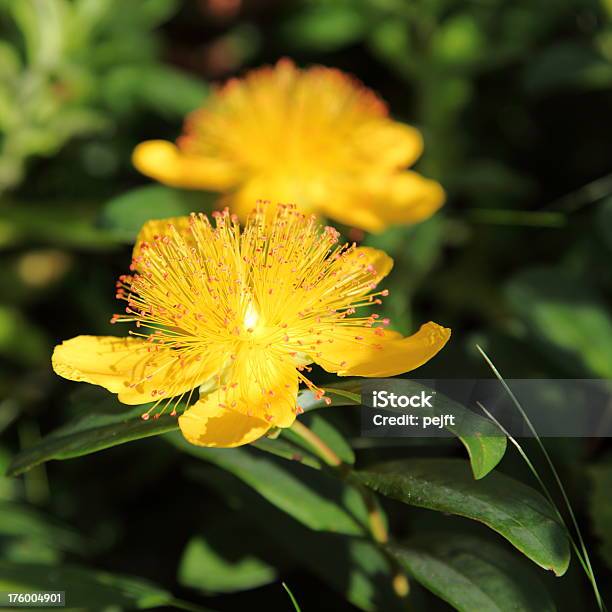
[52,205,450,447]
[133,59,445,233]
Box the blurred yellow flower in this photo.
[52,205,450,447]
[133,59,445,233]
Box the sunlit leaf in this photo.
[431,14,486,70]
[506,266,612,377]
[179,522,278,594]
[100,186,210,242]
[280,4,367,52]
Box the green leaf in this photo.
[7,394,179,477]
[269,382,360,466]
[6,381,359,477]
[171,433,369,536]
[587,458,612,569]
[0,562,173,610]
[437,397,506,480]
[355,458,570,575]
[0,501,86,563]
[296,531,401,609]
[127,0,179,28]
[367,17,415,79]
[74,0,179,33]
[506,266,612,377]
[179,524,277,594]
[0,502,84,553]
[0,202,119,250]
[285,534,403,611]
[280,4,367,52]
[10,0,66,66]
[391,533,555,611]
[100,185,213,242]
[0,41,22,80]
[0,306,49,367]
[191,465,403,612]
[431,14,486,70]
[104,64,208,118]
[252,437,322,469]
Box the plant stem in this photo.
[359,485,409,598]
[290,419,389,542]
[361,486,388,543]
[282,582,302,612]
[290,420,343,468]
[477,346,605,612]
[289,419,409,599]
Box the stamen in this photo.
[113,202,391,420]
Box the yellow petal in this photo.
[132,140,239,190]
[217,349,299,428]
[132,215,192,261]
[353,120,424,169]
[342,246,394,287]
[223,173,331,220]
[318,199,388,233]
[52,335,221,405]
[178,348,298,447]
[313,322,450,377]
[322,171,445,233]
[368,171,446,230]
[178,401,271,448]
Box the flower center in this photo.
[243,301,260,333]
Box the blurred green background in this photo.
[1,0,612,610]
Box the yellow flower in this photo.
[52,205,450,448]
[133,59,445,233]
